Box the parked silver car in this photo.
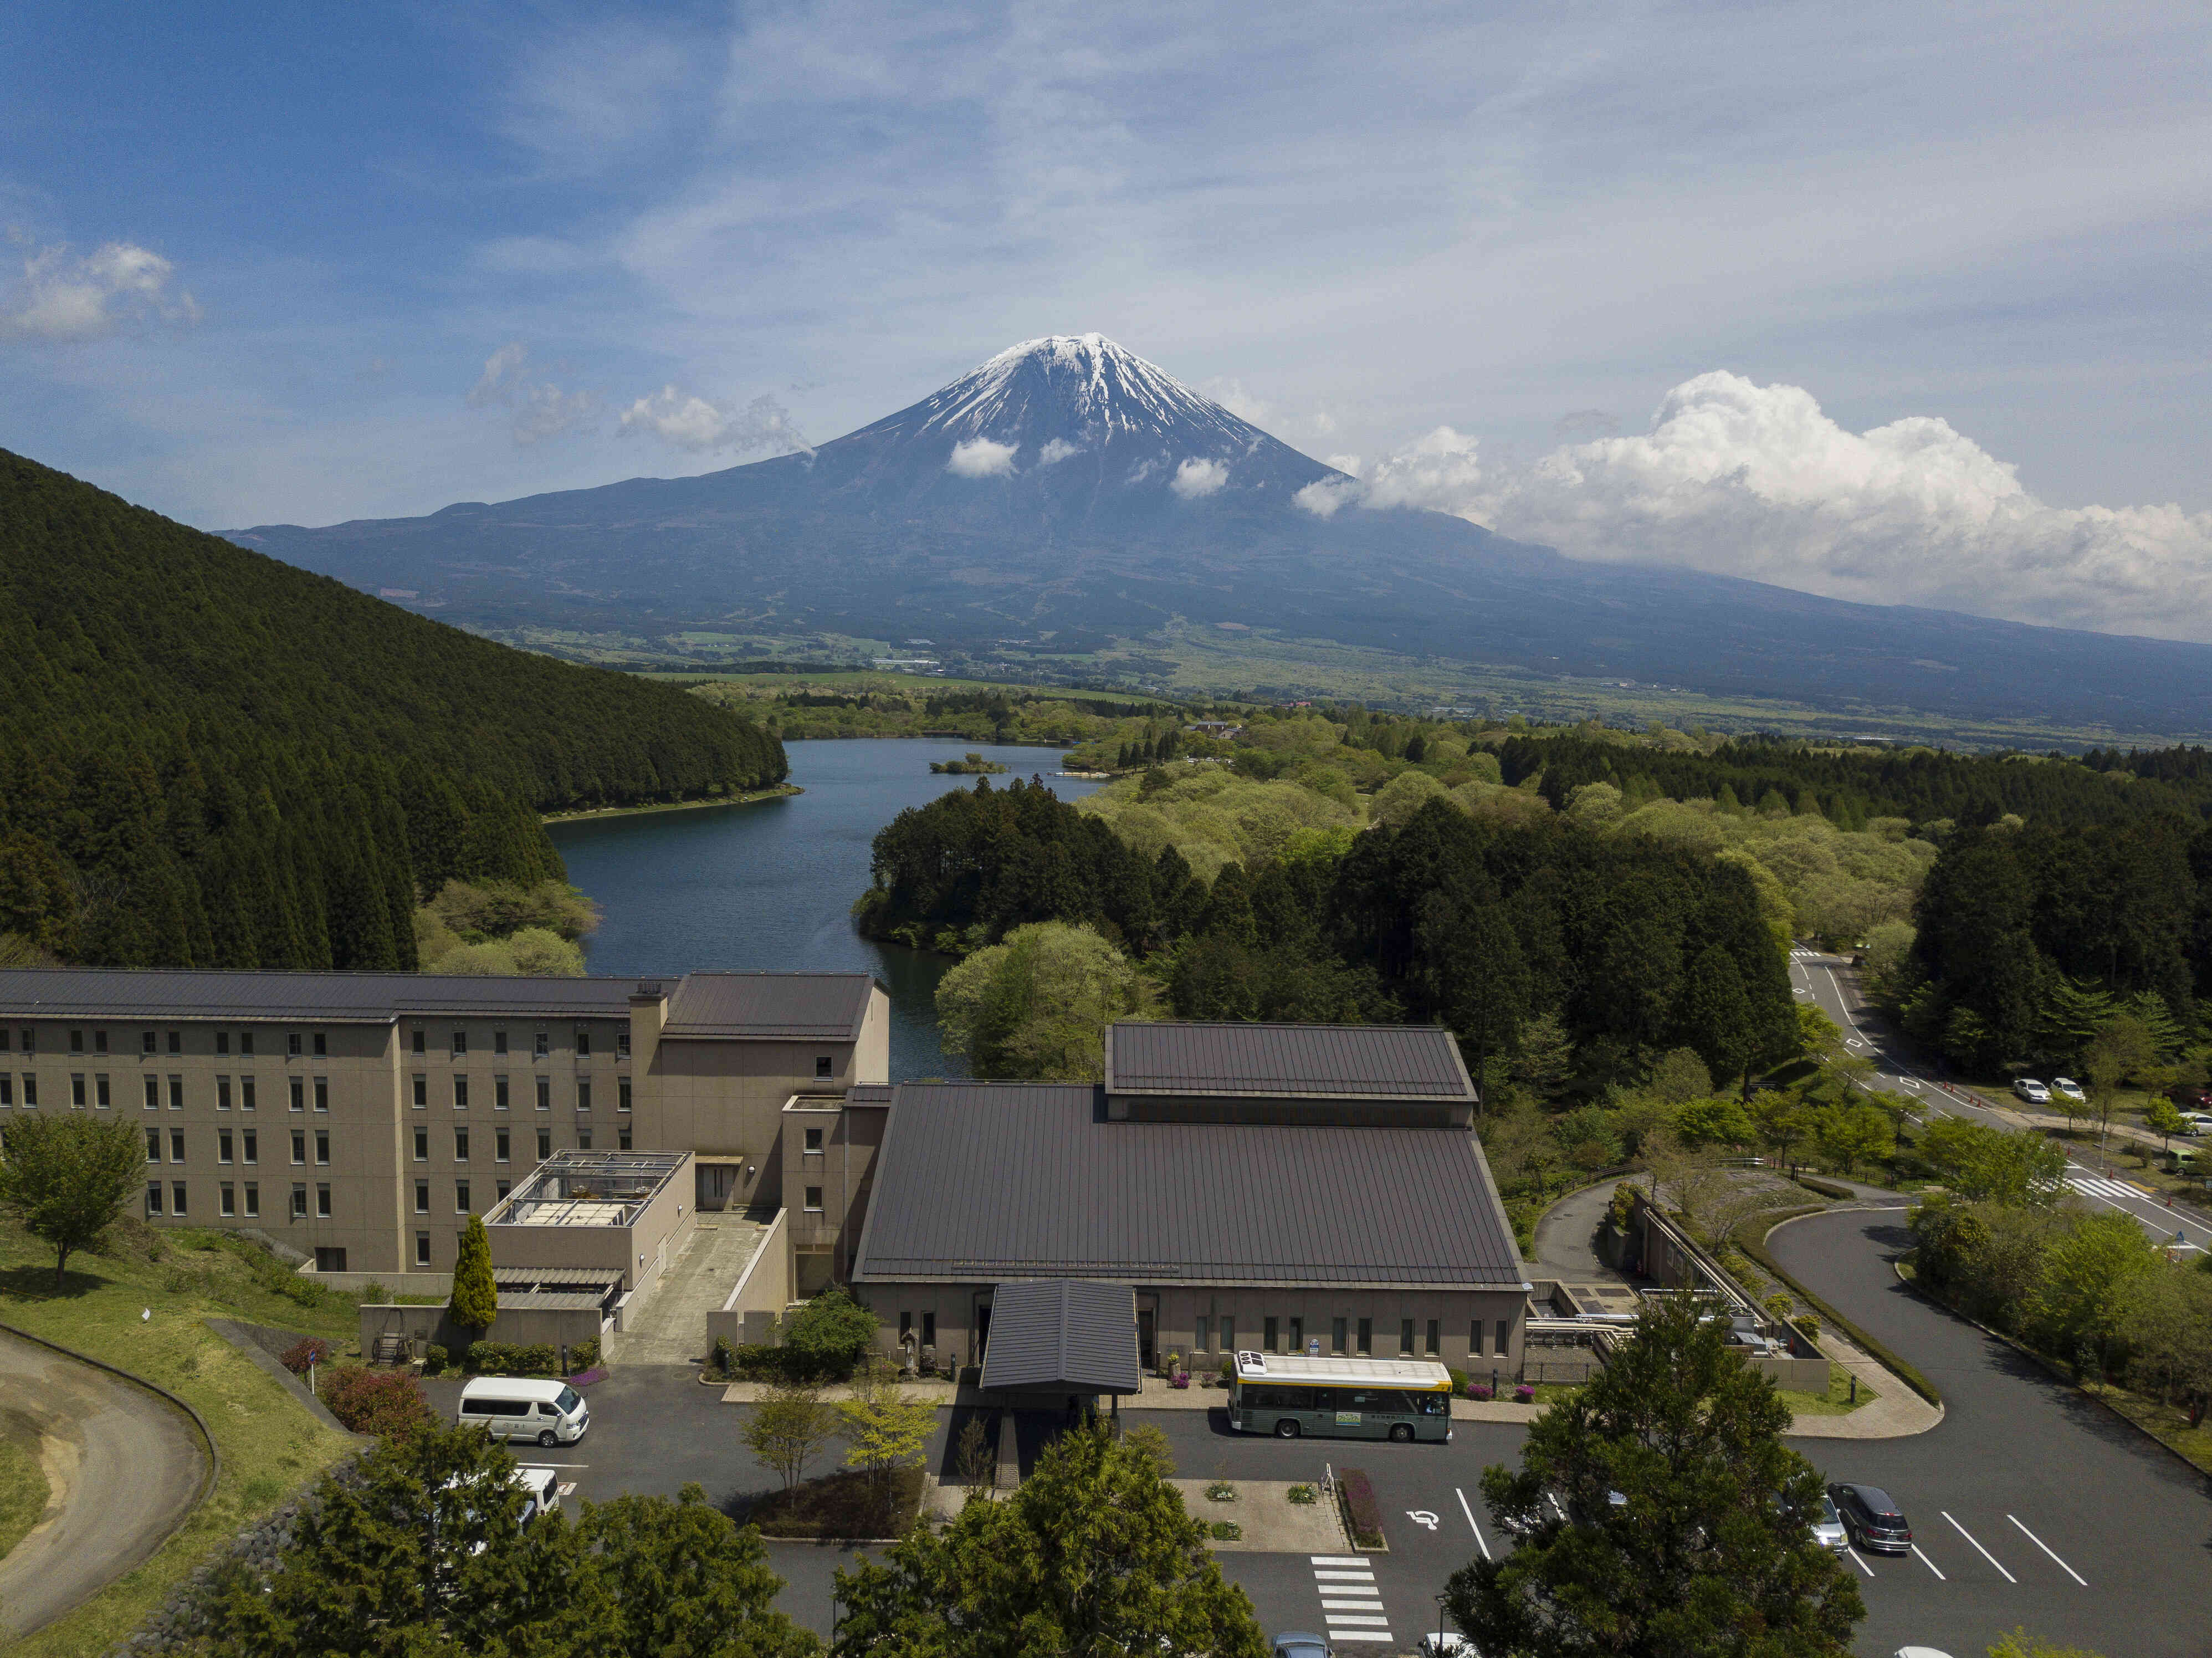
[1810,1493,1848,1552]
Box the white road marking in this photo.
[1406,1509,1439,1530]
[1456,1487,1492,1561]
[1310,1557,1367,1566]
[1844,1546,1875,1577]
[1315,1570,1376,1580]
[1942,1512,2016,1582]
[1911,1544,1945,1580]
[1328,1635,1394,1645]
[2007,1515,2087,1585]
[1322,1598,1383,1609]
[1327,1614,1391,1625]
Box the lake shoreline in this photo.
[541,784,801,825]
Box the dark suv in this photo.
[1827,1483,1912,1554]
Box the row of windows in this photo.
[6,1026,632,1060]
[145,1180,329,1220]
[1186,1316,1513,1358]
[145,1127,329,1165]
[413,1178,511,1217]
[409,1076,630,1112]
[411,1028,627,1058]
[0,1074,330,1111]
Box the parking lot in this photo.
[427,1204,2212,1655]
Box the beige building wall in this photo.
[484,1152,695,1292]
[780,1097,887,1294]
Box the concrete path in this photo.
[606,1217,767,1368]
[0,1328,208,1638]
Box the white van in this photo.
[457,1376,589,1447]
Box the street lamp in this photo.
[1434,1590,1450,1655]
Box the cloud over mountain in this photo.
[2,239,199,341]
[619,386,807,455]
[1318,372,2212,643]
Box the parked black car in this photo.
[1827,1483,1913,1554]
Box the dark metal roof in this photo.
[844,1084,895,1108]
[980,1279,1141,1395]
[661,973,874,1040]
[1105,1021,1473,1100]
[0,968,634,1022]
[852,1083,1523,1288]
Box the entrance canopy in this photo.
[980,1279,1142,1395]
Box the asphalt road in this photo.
[1790,948,2212,1258]
[0,1328,209,1639]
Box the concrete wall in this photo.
[301,1267,454,1297]
[359,1301,603,1359]
[781,1097,887,1282]
[485,1152,696,1292]
[706,1207,791,1350]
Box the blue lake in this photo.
[546,740,1104,1080]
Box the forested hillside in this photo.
[0,450,785,969]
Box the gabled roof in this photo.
[660,973,875,1040]
[1104,1021,1473,1101]
[979,1279,1141,1395]
[852,1083,1523,1289]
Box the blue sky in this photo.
[5,2,2210,634]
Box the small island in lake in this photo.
[931,751,1010,774]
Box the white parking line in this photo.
[1911,1545,1945,1580]
[1942,1512,2015,1582]
[1455,1487,1492,1562]
[2007,1515,2087,1585]
[1844,1546,1875,1577]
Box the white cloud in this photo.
[1037,437,1082,466]
[1201,377,1269,423]
[947,436,1018,477]
[1,240,198,341]
[618,386,808,454]
[1338,372,2212,642]
[1170,456,1229,499]
[1292,477,1360,519]
[465,341,594,444]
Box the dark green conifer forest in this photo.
[0,449,785,969]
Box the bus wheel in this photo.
[1274,1419,1300,1439]
[1389,1424,1414,1443]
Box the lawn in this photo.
[2082,1384,2212,1477]
[1776,1362,1877,1418]
[0,1435,49,1564]
[0,1219,360,1656]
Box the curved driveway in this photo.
[1770,1207,2212,1657]
[0,1328,208,1638]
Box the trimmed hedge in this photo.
[1337,1467,1385,1549]
[1737,1211,1943,1408]
[1794,1175,1855,1200]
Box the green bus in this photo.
[1227,1352,1454,1442]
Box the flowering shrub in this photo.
[1169,1371,1191,1389]
[1514,1384,1537,1404]
[1466,1383,1494,1401]
[1337,1468,1385,1548]
[280,1337,334,1375]
[320,1365,436,1442]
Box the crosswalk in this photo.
[2066,1169,2205,1249]
[1308,1555,1392,1645]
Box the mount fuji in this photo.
[232,335,2212,734]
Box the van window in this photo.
[556,1385,581,1414]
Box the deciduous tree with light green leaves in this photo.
[449,1212,498,1338]
[0,1112,146,1286]
[2032,1209,2161,1378]
[837,1364,938,1504]
[935,921,1158,1081]
[830,1422,1265,1658]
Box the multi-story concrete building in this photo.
[0,969,887,1277]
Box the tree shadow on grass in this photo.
[0,1262,110,1304]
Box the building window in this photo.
[534,1032,549,1058]
[310,1032,325,1057]
[617,1032,631,1058]
[802,1185,824,1212]
[316,1184,331,1218]
[617,1125,632,1151]
[145,1127,160,1163]
[576,1128,591,1151]
[495,1128,509,1163]
[239,1031,254,1056]
[243,1181,260,1217]
[219,1130,233,1165]
[617,1079,631,1112]
[899,1311,912,1342]
[0,1076,11,1106]
[455,1181,471,1213]
[314,1077,329,1112]
[1469,1321,1484,1355]
[315,1246,347,1272]
[243,1129,258,1164]
[216,1031,229,1056]
[1426,1319,1441,1357]
[1351,1318,1369,1356]
[171,1181,187,1214]
[803,1126,824,1154]
[413,1128,428,1162]
[1221,1316,1235,1352]
[1331,1317,1347,1356]
[167,1030,182,1055]
[1496,1320,1512,1356]
[291,1184,308,1219]
[494,1030,508,1056]
[21,1075,35,1107]
[413,1075,427,1108]
[575,1031,591,1057]
[495,1076,509,1110]
[411,1030,425,1055]
[170,1128,186,1163]
[315,1130,330,1166]
[921,1312,936,1348]
[146,1182,162,1216]
[814,1055,836,1081]
[451,1031,467,1057]
[216,1076,232,1111]
[94,1029,107,1054]
[454,1128,469,1162]
[95,1075,110,1108]
[168,1075,184,1110]
[1195,1316,1211,1353]
[69,1029,83,1054]
[536,1129,551,1160]
[18,1031,31,1054]
[291,1132,305,1165]
[495,1179,510,1200]
[144,1074,159,1110]
[70,1074,85,1107]
[288,1032,302,1056]
[576,1081,590,1112]
[1400,1319,1415,1357]
[220,1182,235,1217]
[1263,1317,1278,1353]
[1288,1317,1304,1354]
[535,1078,550,1111]
[240,1077,256,1111]
[453,1076,469,1110]
[414,1180,429,1215]
[415,1232,432,1266]
[289,1078,304,1113]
